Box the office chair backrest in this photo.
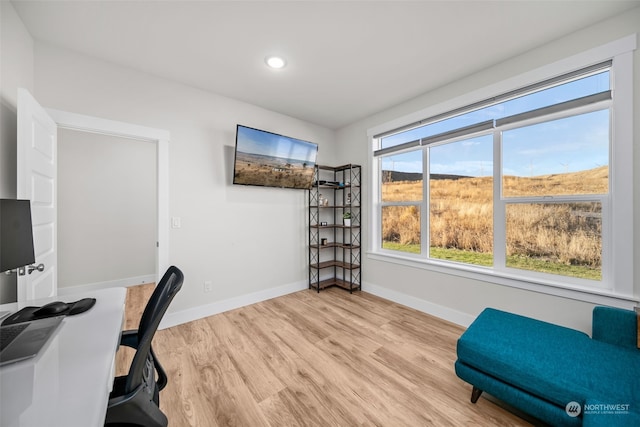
[125,265,184,394]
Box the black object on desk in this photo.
[1,298,96,326]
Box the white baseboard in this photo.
[57,274,156,296]
[160,280,474,330]
[159,280,308,329]
[362,281,476,328]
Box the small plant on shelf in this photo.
[343,211,352,227]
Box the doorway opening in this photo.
[58,129,157,291]
[47,108,170,293]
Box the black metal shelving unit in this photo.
[308,164,361,293]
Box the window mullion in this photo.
[423,147,430,258]
[501,194,608,204]
[373,155,382,252]
[493,130,506,271]
[380,201,421,207]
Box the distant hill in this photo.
[382,170,469,182]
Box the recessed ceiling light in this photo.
[265,56,286,69]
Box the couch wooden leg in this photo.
[471,386,483,403]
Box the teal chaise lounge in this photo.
[455,306,639,426]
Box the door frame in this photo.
[46,108,170,284]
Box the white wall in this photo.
[337,7,640,333]
[0,1,34,303]
[33,43,337,316]
[57,129,156,288]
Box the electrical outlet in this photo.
[204,280,213,293]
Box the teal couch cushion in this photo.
[457,308,640,411]
[592,306,638,350]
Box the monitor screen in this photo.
[232,125,318,190]
[0,199,36,273]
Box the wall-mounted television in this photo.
[233,124,318,190]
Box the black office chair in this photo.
[105,266,184,427]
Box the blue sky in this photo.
[237,125,317,163]
[381,72,610,177]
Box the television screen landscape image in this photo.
[233,125,318,190]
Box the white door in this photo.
[17,88,58,301]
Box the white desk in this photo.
[0,287,127,427]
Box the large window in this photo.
[371,40,635,299]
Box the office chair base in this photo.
[105,378,168,427]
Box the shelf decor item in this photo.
[343,211,352,227]
[308,164,361,293]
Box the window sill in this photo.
[366,250,638,308]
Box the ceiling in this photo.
[11,0,640,130]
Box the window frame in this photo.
[367,35,636,306]
[494,100,611,288]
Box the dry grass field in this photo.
[382,166,607,278]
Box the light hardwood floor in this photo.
[118,285,531,426]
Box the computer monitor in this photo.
[0,199,36,273]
